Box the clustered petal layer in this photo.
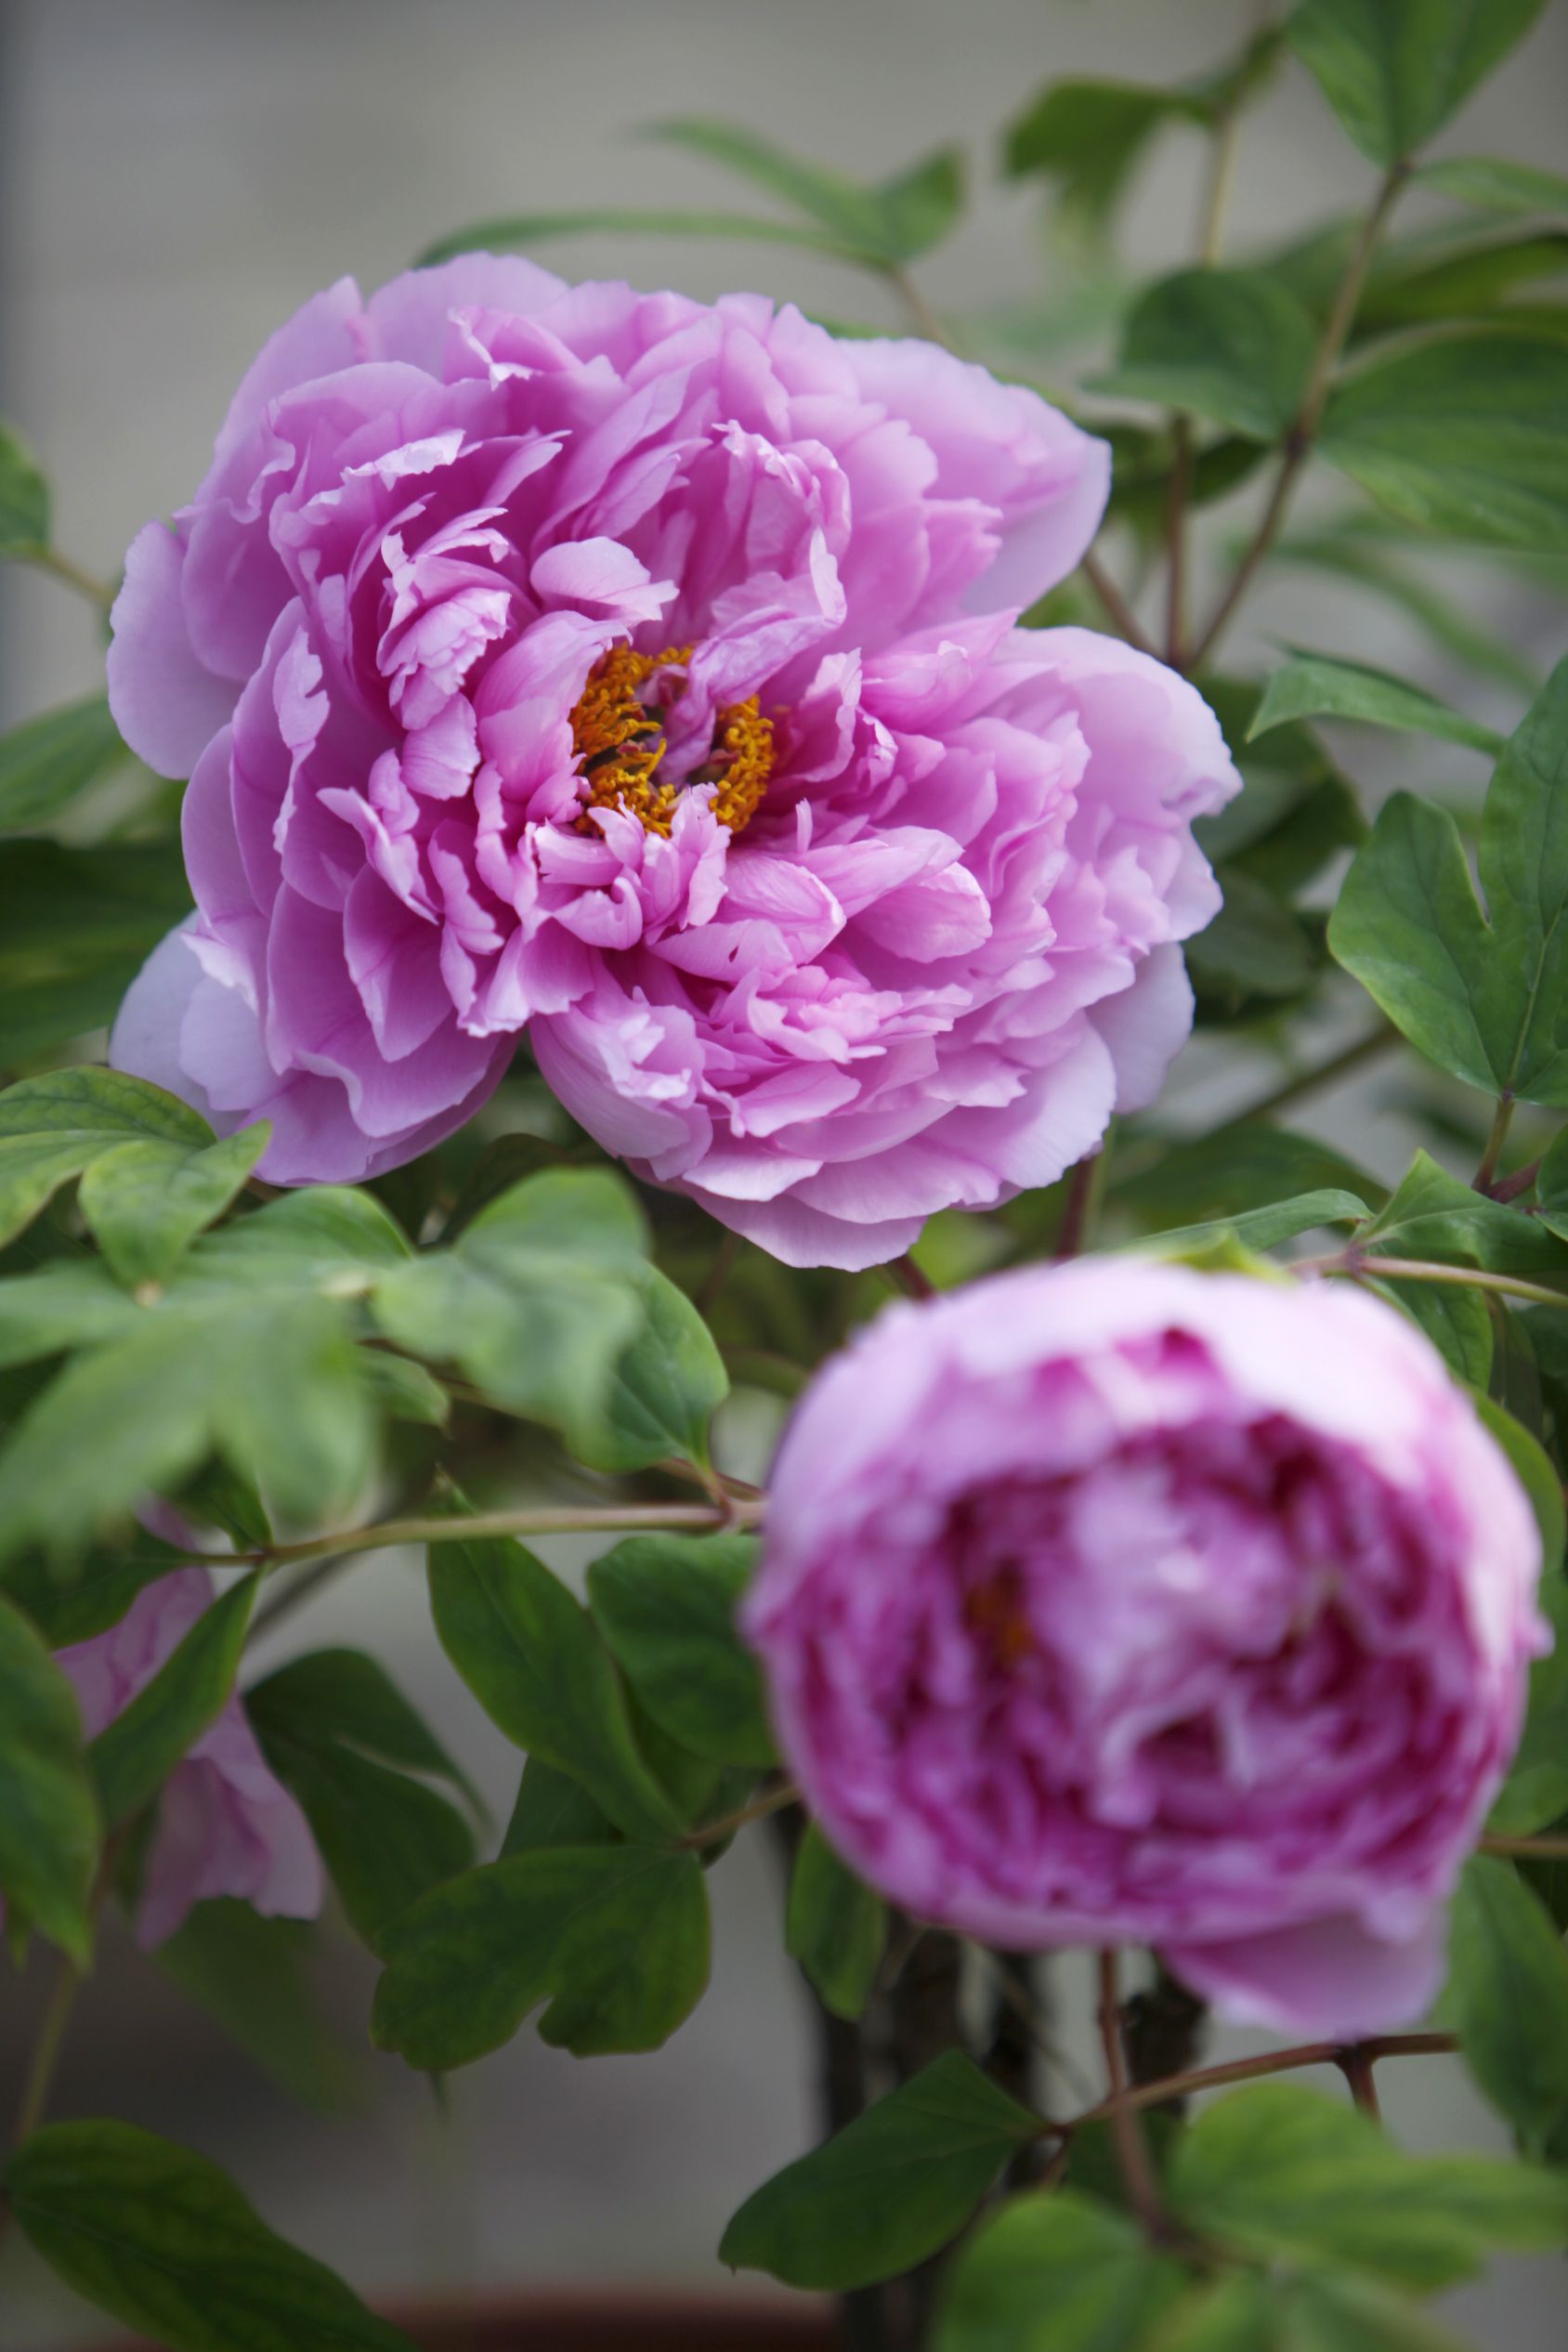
[58,1570,320,1948]
[109,258,1237,1267]
[744,1261,1546,2035]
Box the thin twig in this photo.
[1305,1254,1568,1314]
[1474,1094,1516,1195]
[889,264,948,350]
[884,1251,936,1302]
[680,1779,800,1849]
[1164,419,1194,668]
[1481,1833,1568,1861]
[1069,2032,1456,2133]
[1055,1148,1106,1260]
[200,1496,767,1577]
[247,1551,358,1641]
[1095,1952,1168,2238]
[1337,2045,1382,2119]
[1081,550,1160,657]
[29,545,115,610]
[1229,1022,1397,1126]
[1187,158,1409,670]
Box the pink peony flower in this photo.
[108,258,1237,1269]
[59,1569,321,1948]
[744,1261,1547,2036]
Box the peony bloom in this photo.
[58,1569,321,1948]
[744,1261,1546,2036]
[108,258,1237,1269]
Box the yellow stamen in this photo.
[568,641,774,840]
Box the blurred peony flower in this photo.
[744,1261,1546,2036]
[59,1569,320,1948]
[109,259,1237,1268]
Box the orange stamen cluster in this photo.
[569,641,774,840]
[963,1563,1034,1671]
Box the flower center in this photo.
[963,1561,1034,1671]
[569,642,775,839]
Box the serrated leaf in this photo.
[586,1532,775,1770]
[1091,268,1317,438]
[1320,333,1568,550]
[90,1574,256,1828]
[0,417,49,554]
[933,2189,1184,2352]
[427,1525,680,1845]
[372,1844,709,2065]
[720,2051,1040,2292]
[785,1824,886,2022]
[1249,651,1505,754]
[0,1593,98,1961]
[1447,1854,1568,2150]
[1287,0,1548,166]
[4,2120,415,2352]
[1170,2079,1568,2286]
[0,696,131,834]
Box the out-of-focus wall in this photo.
[1,6,1565,2347]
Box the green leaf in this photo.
[1359,229,1568,334]
[932,2189,1184,2352]
[245,1651,475,1948]
[372,1168,647,1437]
[1472,1393,1565,1571]
[416,209,860,269]
[0,1068,213,1254]
[1,1536,189,1649]
[1170,2079,1568,2287]
[1185,870,1318,1004]
[0,696,131,834]
[586,1532,774,1771]
[0,418,49,554]
[1534,1120,1568,1244]
[0,1260,140,1374]
[91,1574,256,1830]
[0,839,192,1063]
[1489,1568,1568,1835]
[427,1525,680,1845]
[1249,651,1505,755]
[1359,1150,1568,1280]
[1160,2271,1474,2352]
[1366,1273,1493,1385]
[79,1126,268,1288]
[564,1265,728,1474]
[1418,156,1568,218]
[372,1844,709,2065]
[719,2050,1040,2292]
[1447,1854,1568,2150]
[1320,333,1568,550]
[1327,798,1500,1098]
[155,1901,358,2112]
[785,1824,886,2022]
[4,2120,415,2352]
[1000,79,1209,230]
[1127,1187,1368,1260]
[647,120,957,265]
[502,1755,621,1856]
[0,1592,98,1960]
[1287,0,1548,165]
[1112,1122,1379,1238]
[1265,535,1542,693]
[1090,268,1318,438]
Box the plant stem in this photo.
[30,545,115,610]
[1481,1833,1568,1860]
[1081,551,1160,658]
[1071,2031,1456,2131]
[681,1779,800,1849]
[1095,1952,1169,2239]
[1164,420,1194,667]
[1474,1094,1516,1194]
[1311,1255,1568,1314]
[1231,1021,1397,1125]
[885,1251,936,1303]
[889,264,948,350]
[1337,2045,1381,2119]
[247,1550,357,1640]
[1056,1146,1107,1259]
[211,1496,768,1577]
[10,1953,82,2151]
[1186,157,1409,670]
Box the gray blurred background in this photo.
[1,3,1566,2345]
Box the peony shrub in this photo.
[2,7,1568,2349]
